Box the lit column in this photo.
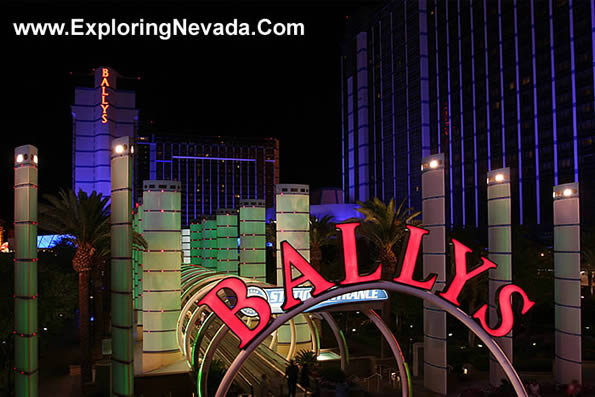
[275,184,311,358]
[110,137,134,396]
[239,199,266,282]
[275,184,310,283]
[14,145,39,397]
[201,217,217,271]
[142,180,182,372]
[487,168,512,386]
[216,209,239,275]
[421,154,447,395]
[190,221,202,266]
[553,183,582,385]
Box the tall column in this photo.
[216,209,239,275]
[201,217,217,271]
[553,183,582,384]
[142,180,182,372]
[275,184,311,358]
[190,221,202,266]
[239,199,266,282]
[421,154,447,395]
[487,168,512,386]
[275,184,310,284]
[182,228,191,265]
[14,145,39,397]
[110,137,134,396]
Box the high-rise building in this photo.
[341,0,595,229]
[72,67,139,198]
[135,134,279,226]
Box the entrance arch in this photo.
[214,280,529,397]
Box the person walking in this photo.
[300,364,311,392]
[285,360,299,397]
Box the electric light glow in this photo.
[16,154,23,163]
[495,173,504,182]
[33,155,38,164]
[429,159,439,168]
[115,145,124,154]
[563,188,573,197]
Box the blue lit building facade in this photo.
[135,134,279,226]
[341,0,595,229]
[72,67,139,199]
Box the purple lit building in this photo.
[72,67,139,199]
[341,0,595,229]
[135,134,279,226]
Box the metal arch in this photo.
[363,309,408,397]
[318,312,348,371]
[214,280,529,397]
[303,314,320,357]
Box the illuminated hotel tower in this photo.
[341,0,595,229]
[421,154,447,394]
[72,66,138,199]
[141,180,182,371]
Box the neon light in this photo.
[472,284,535,337]
[100,68,110,124]
[393,226,436,290]
[200,223,535,349]
[197,277,270,348]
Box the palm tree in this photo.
[353,197,421,280]
[40,189,110,384]
[582,232,595,296]
[351,197,421,357]
[309,215,335,272]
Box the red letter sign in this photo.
[280,241,335,311]
[472,284,535,337]
[440,239,497,306]
[393,225,436,290]
[338,223,381,285]
[198,277,271,348]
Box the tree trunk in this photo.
[78,270,92,384]
[379,248,397,358]
[311,244,322,273]
[93,276,105,360]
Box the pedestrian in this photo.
[259,373,272,397]
[567,379,583,397]
[285,360,299,397]
[526,380,541,397]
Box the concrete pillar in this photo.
[110,137,134,396]
[190,221,202,266]
[201,217,217,271]
[421,154,447,395]
[275,184,310,283]
[216,209,239,275]
[142,180,182,372]
[239,199,266,282]
[553,183,582,384]
[487,168,512,386]
[275,184,311,357]
[13,145,39,397]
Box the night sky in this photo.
[2,1,380,222]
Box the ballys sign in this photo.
[199,222,535,349]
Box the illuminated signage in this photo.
[199,223,535,348]
[242,286,388,315]
[100,68,110,123]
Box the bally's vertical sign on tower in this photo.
[97,67,114,123]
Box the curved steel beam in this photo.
[304,314,320,357]
[198,325,229,397]
[214,280,528,397]
[318,312,348,371]
[363,309,408,397]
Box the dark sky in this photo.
[2,1,380,222]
